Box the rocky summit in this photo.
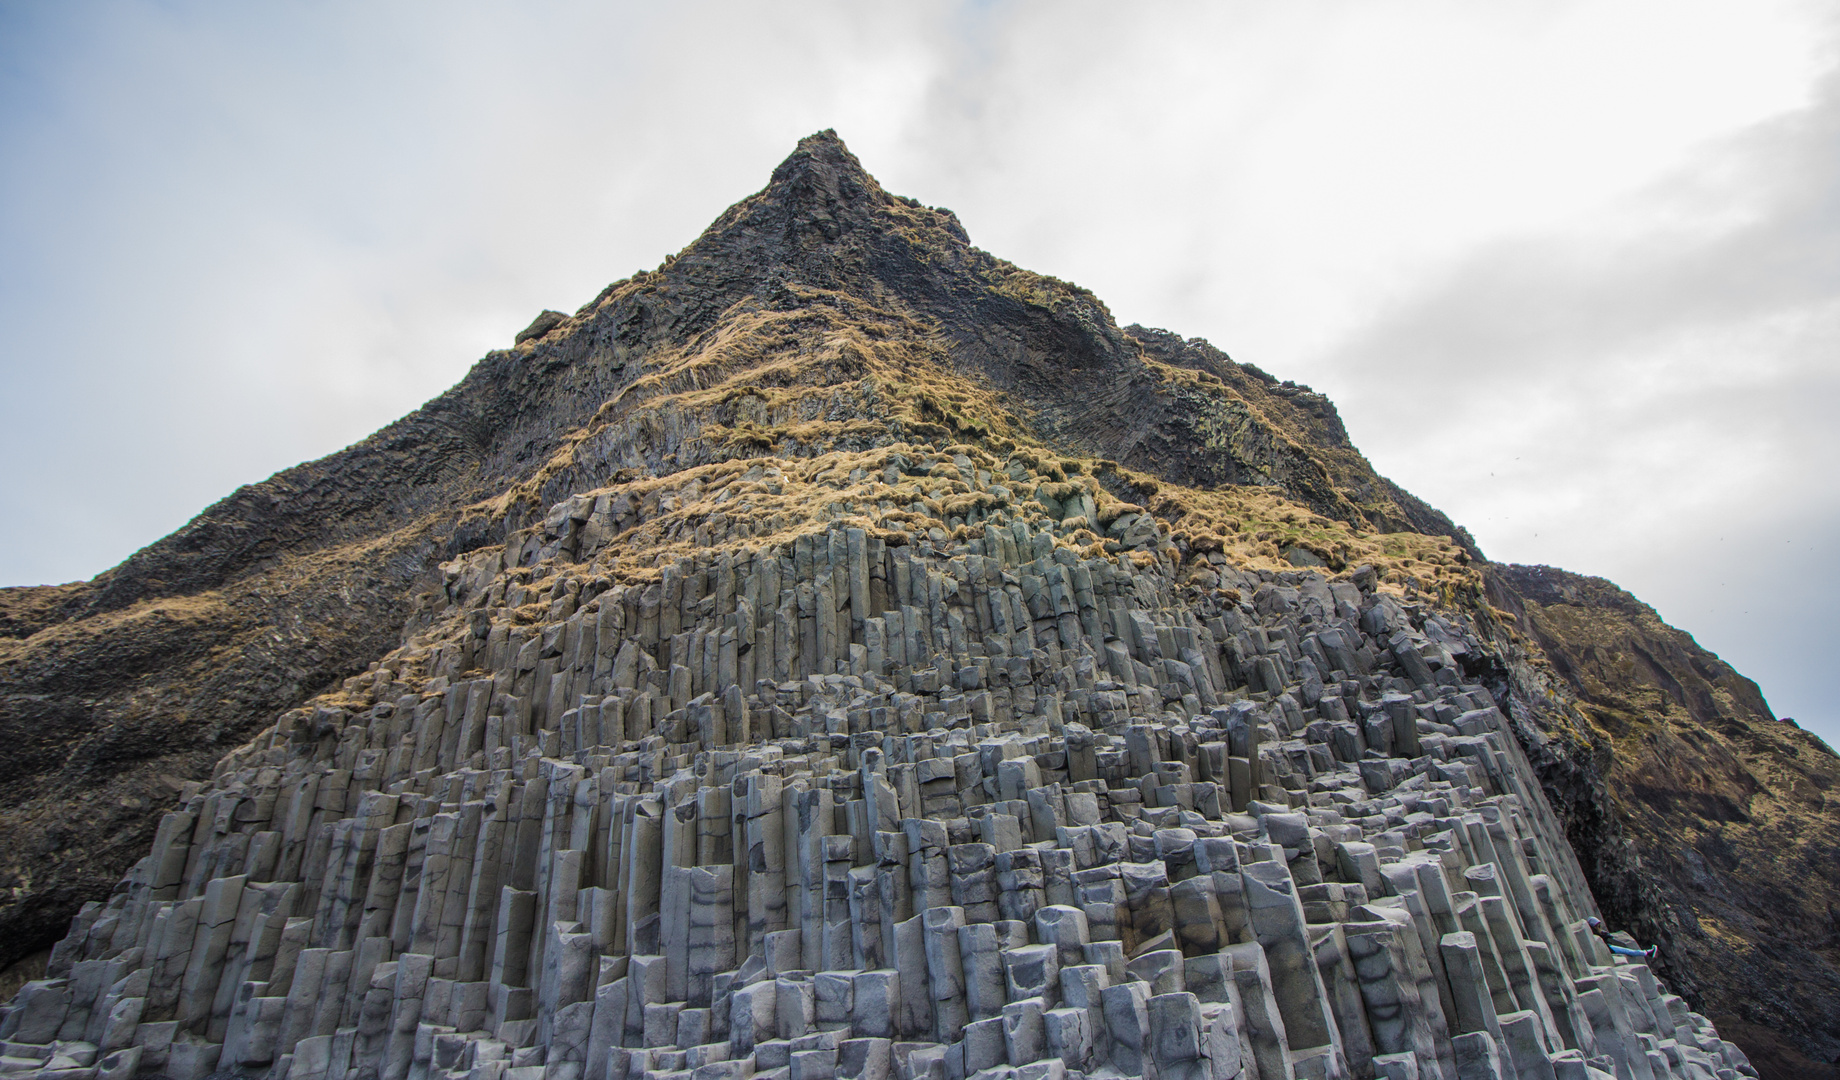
[0,131,1832,1080]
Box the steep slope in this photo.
[0,282,661,971]
[1487,564,1840,1078]
[0,130,1818,1078]
[0,132,1469,975]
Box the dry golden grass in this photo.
[451,419,1481,615]
[441,247,1485,639]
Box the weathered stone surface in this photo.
[1489,562,1840,1078]
[0,132,1776,1080]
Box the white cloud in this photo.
[1296,68,1840,745]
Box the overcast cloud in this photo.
[2,1,1834,745]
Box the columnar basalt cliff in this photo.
[1483,565,1840,1079]
[0,132,1827,1080]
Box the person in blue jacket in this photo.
[1588,916,1658,960]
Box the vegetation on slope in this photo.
[1489,564,1840,1079]
[2,128,1833,1074]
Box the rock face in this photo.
[1486,565,1840,1079]
[0,130,1814,1079]
[0,129,1475,976]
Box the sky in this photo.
[1,1,1834,747]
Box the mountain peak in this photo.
[757,128,889,226]
[775,128,867,181]
[3,127,1829,1080]
[660,129,967,307]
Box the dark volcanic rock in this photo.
[0,129,1823,1076]
[1488,563,1840,1080]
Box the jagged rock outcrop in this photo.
[1485,565,1840,1079]
[0,130,1811,1080]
